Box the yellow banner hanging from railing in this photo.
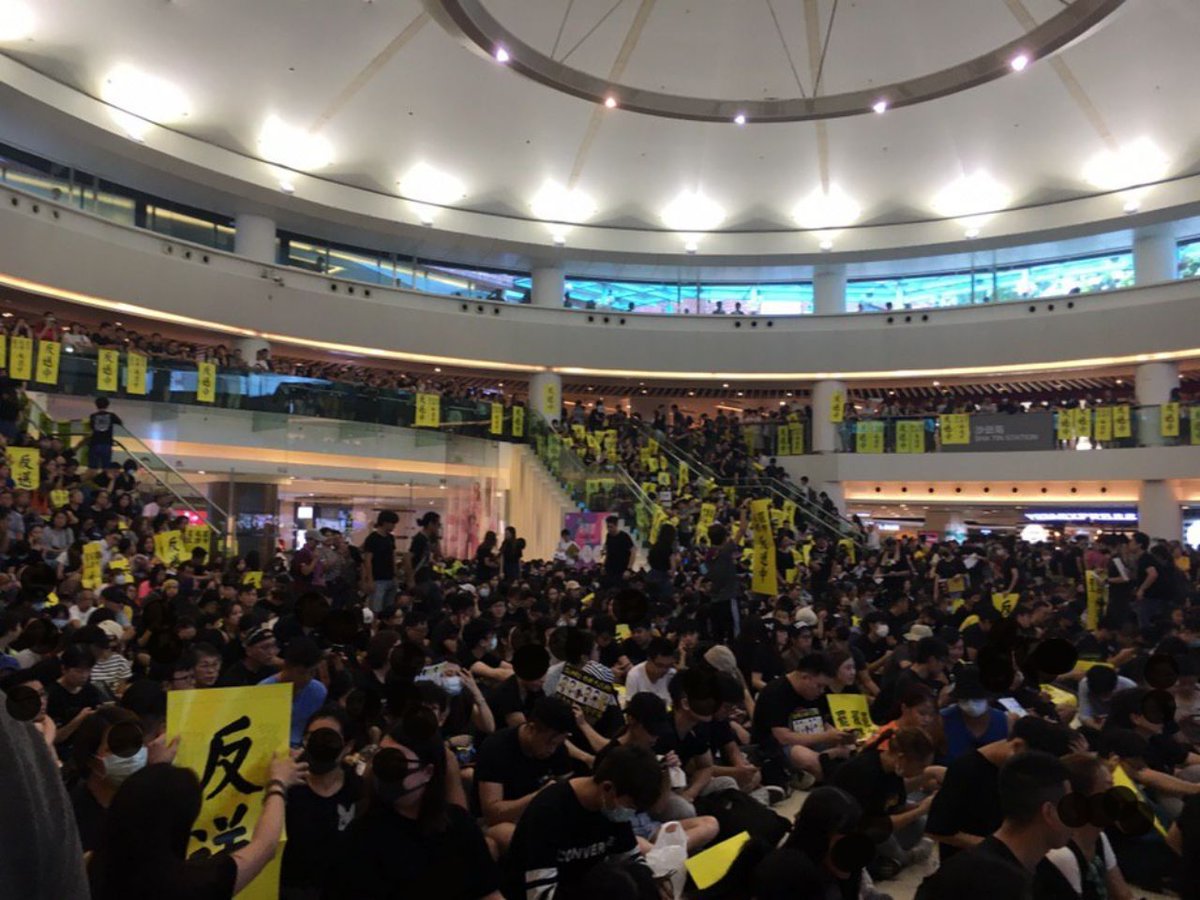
[1111,405,1131,439]
[414,393,441,428]
[1093,406,1112,443]
[939,414,971,445]
[512,405,525,437]
[196,361,217,403]
[829,390,845,423]
[35,340,61,385]
[1057,410,1072,441]
[788,421,803,454]
[895,420,924,454]
[490,403,504,435]
[0,333,6,369]
[167,684,292,900]
[1071,407,1091,440]
[777,424,791,456]
[6,447,38,489]
[1161,402,1180,437]
[855,420,884,454]
[97,348,120,392]
[126,352,148,395]
[1191,407,1200,446]
[8,335,32,380]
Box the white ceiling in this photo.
[3,0,1200,244]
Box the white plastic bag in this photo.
[645,821,689,900]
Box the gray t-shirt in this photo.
[1078,675,1136,720]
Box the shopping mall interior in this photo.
[2,1,1200,899]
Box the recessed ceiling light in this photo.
[259,115,334,171]
[494,47,510,63]
[684,241,698,254]
[733,113,746,126]
[604,96,618,109]
[1122,199,1140,214]
[552,234,566,245]
[964,226,981,238]
[819,238,834,251]
[872,100,888,114]
[1010,53,1030,72]
[101,65,191,141]
[278,178,296,194]
[0,1,36,41]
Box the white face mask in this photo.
[874,624,889,638]
[958,699,989,718]
[102,746,148,786]
[479,588,490,599]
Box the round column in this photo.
[811,379,847,453]
[529,372,563,423]
[813,265,846,316]
[1133,224,1177,286]
[1135,360,1179,446]
[531,266,566,309]
[234,213,277,264]
[1138,479,1181,542]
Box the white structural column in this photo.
[1133,224,1178,286]
[1139,480,1182,542]
[813,264,847,316]
[528,372,563,423]
[1135,360,1179,447]
[234,213,277,264]
[811,379,847,453]
[531,265,566,308]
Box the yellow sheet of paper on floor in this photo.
[686,831,751,890]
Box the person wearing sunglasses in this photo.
[326,709,501,899]
[280,706,363,900]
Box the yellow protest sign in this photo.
[82,540,104,589]
[6,447,39,490]
[1111,762,1170,840]
[242,571,264,589]
[614,623,632,641]
[992,592,1019,617]
[571,424,586,444]
[855,420,884,454]
[0,333,6,368]
[649,506,669,545]
[749,498,777,596]
[126,352,148,395]
[1085,570,1105,631]
[167,684,292,900]
[895,420,924,454]
[829,390,845,423]
[414,393,441,428]
[1093,406,1113,443]
[1111,405,1131,439]
[939,414,971,446]
[1041,683,1079,710]
[777,424,791,456]
[50,488,70,509]
[96,348,120,392]
[8,335,32,380]
[512,405,525,437]
[35,339,61,385]
[541,380,560,418]
[686,831,752,890]
[155,529,184,565]
[603,429,617,456]
[788,421,804,455]
[656,470,671,486]
[781,499,797,528]
[695,503,717,546]
[490,403,504,435]
[1071,407,1091,440]
[678,460,689,486]
[196,361,217,403]
[1191,407,1200,446]
[184,524,212,557]
[827,693,876,736]
[1161,402,1180,438]
[1057,410,1073,442]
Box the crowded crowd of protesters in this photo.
[1,376,1199,899]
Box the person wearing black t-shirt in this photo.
[87,397,123,470]
[360,510,399,613]
[476,697,575,855]
[47,645,103,756]
[917,751,1072,900]
[502,743,662,899]
[281,707,363,898]
[406,512,441,609]
[926,716,1077,864]
[1132,532,1167,631]
[751,653,855,787]
[459,619,510,683]
[488,644,550,728]
[601,516,634,588]
[326,719,500,900]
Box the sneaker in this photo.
[789,771,817,792]
[859,870,894,900]
[906,837,935,867]
[763,784,788,806]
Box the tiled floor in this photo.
[772,791,1174,900]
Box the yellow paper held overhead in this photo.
[686,831,751,890]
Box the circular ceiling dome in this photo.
[0,0,1198,262]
